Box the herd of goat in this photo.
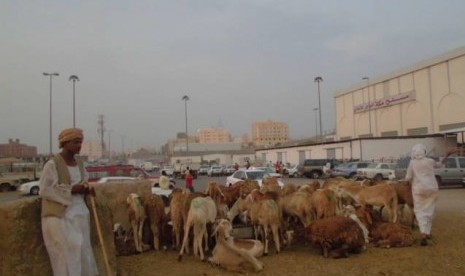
[121,176,417,273]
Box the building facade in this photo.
[251,121,289,147]
[80,140,104,162]
[0,139,37,159]
[335,46,465,141]
[197,127,231,144]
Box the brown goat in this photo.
[127,193,146,253]
[246,189,281,255]
[336,182,398,222]
[169,188,190,250]
[307,216,365,258]
[143,194,166,251]
[355,206,414,248]
[311,188,337,220]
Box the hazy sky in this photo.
[2,0,465,154]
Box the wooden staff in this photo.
[86,185,113,276]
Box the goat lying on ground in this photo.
[209,219,264,273]
[127,193,147,253]
[306,216,365,258]
[178,196,217,261]
[355,205,414,248]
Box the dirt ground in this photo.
[117,188,465,276]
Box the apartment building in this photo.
[197,127,231,144]
[251,121,289,147]
[80,140,104,162]
[0,139,37,158]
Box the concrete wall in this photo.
[255,136,457,164]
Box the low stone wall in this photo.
[0,180,152,276]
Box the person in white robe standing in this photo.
[404,144,456,246]
[39,128,98,275]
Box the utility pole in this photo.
[97,114,105,158]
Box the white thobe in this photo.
[40,160,98,276]
[405,157,442,235]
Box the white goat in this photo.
[209,219,264,273]
[178,196,217,261]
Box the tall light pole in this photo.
[43,72,59,156]
[313,107,319,138]
[182,95,190,152]
[108,130,113,161]
[314,76,323,140]
[362,76,372,136]
[69,75,80,127]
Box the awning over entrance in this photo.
[436,127,465,134]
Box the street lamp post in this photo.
[43,72,59,156]
[313,107,319,138]
[362,76,372,136]
[182,95,190,152]
[69,75,80,127]
[314,76,323,140]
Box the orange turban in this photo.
[58,128,84,148]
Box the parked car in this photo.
[285,165,300,178]
[225,169,284,187]
[18,180,40,195]
[395,156,465,187]
[208,165,224,177]
[356,162,397,181]
[161,166,174,177]
[96,176,136,184]
[198,165,210,175]
[298,159,341,179]
[255,167,282,178]
[331,161,373,178]
[223,165,236,175]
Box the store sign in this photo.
[354,91,415,113]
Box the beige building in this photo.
[197,127,231,144]
[80,140,103,162]
[251,120,289,147]
[0,139,37,159]
[335,46,465,140]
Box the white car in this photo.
[96,176,136,184]
[255,167,282,178]
[223,165,236,175]
[356,163,397,181]
[18,180,40,195]
[198,165,210,175]
[208,165,224,177]
[161,166,174,176]
[285,165,300,178]
[225,169,284,187]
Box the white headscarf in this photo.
[411,143,426,160]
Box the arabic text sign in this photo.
[354,91,415,113]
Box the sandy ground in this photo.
[117,188,465,276]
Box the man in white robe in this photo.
[39,128,98,275]
[405,144,456,246]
